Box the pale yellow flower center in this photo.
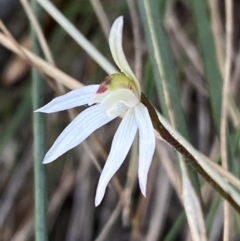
[89,73,140,116]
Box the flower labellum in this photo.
[35,16,156,206]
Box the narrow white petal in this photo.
[101,88,139,116]
[35,85,99,113]
[43,105,116,164]
[95,109,137,206]
[134,103,155,196]
[109,16,141,95]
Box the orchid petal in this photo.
[101,88,139,116]
[35,85,99,113]
[43,105,117,164]
[134,103,155,196]
[95,109,137,206]
[109,16,141,95]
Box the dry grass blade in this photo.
[65,152,94,241]
[145,166,171,241]
[208,0,225,76]
[36,0,117,74]
[166,11,203,76]
[0,31,81,90]
[20,0,65,94]
[205,157,240,189]
[10,215,34,241]
[94,201,122,241]
[2,36,30,85]
[165,10,208,97]
[89,0,110,40]
[20,0,54,65]
[221,0,234,240]
[156,142,181,197]
[0,21,60,93]
[180,159,207,241]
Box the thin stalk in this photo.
[141,93,240,213]
[221,0,234,240]
[31,0,48,240]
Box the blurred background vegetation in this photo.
[0,0,240,240]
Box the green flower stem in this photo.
[141,93,240,213]
[31,0,48,240]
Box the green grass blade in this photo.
[143,58,155,98]
[163,211,186,241]
[31,1,48,240]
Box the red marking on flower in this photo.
[96,76,112,93]
[97,85,108,94]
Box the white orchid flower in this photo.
[36,16,156,206]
